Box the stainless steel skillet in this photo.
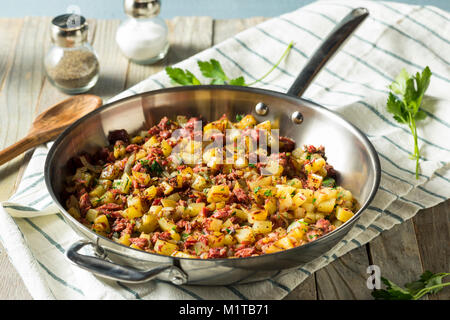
[45,8,380,286]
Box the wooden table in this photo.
[0,16,448,300]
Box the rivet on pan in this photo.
[291,111,304,124]
[255,102,269,116]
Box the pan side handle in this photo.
[287,7,369,98]
[66,240,188,285]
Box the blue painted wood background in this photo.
[2,0,448,19]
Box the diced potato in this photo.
[304,212,316,224]
[223,234,236,246]
[137,213,158,233]
[232,209,247,221]
[172,251,196,258]
[264,197,277,215]
[154,239,178,256]
[252,220,272,234]
[293,192,307,207]
[86,209,99,223]
[143,186,157,200]
[161,198,177,208]
[135,149,147,160]
[192,175,207,191]
[311,157,326,172]
[93,214,110,233]
[139,233,151,241]
[143,135,159,149]
[279,193,293,212]
[89,185,105,198]
[265,244,283,254]
[255,120,271,132]
[161,140,172,157]
[336,206,354,222]
[264,160,284,176]
[247,209,268,223]
[234,227,255,244]
[158,217,177,232]
[298,189,314,202]
[287,178,302,188]
[186,202,205,217]
[116,233,131,246]
[127,196,144,214]
[100,164,120,180]
[235,114,257,129]
[113,143,126,159]
[130,244,143,250]
[208,234,225,248]
[206,218,223,232]
[160,181,174,195]
[132,171,151,186]
[275,236,294,249]
[301,202,315,213]
[119,173,132,193]
[293,207,306,219]
[122,206,143,219]
[307,173,323,189]
[149,205,162,216]
[68,207,81,219]
[316,198,336,213]
[288,225,306,241]
[207,185,230,203]
[167,193,181,202]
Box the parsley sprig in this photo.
[165,41,294,86]
[372,271,450,300]
[386,67,432,179]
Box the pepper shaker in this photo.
[44,14,100,94]
[116,0,169,64]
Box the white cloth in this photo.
[1,0,449,300]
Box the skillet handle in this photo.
[287,7,369,97]
[66,240,188,285]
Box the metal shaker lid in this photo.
[124,0,161,18]
[51,14,88,47]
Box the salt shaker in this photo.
[44,14,100,94]
[116,0,169,64]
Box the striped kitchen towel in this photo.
[1,0,449,300]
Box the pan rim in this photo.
[45,84,381,263]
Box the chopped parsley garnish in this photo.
[149,160,163,176]
[322,177,336,187]
[263,189,272,197]
[248,163,256,168]
[235,114,244,122]
[254,186,262,194]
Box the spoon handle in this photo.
[0,130,61,166]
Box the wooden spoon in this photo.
[0,94,102,166]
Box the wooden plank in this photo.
[125,17,214,88]
[315,246,373,299]
[0,19,23,92]
[88,19,129,101]
[369,219,426,298]
[283,276,317,300]
[413,200,450,300]
[0,16,50,300]
[213,17,267,44]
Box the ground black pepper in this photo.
[46,49,99,91]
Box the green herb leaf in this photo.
[386,67,432,179]
[229,76,246,86]
[322,177,336,187]
[165,67,201,86]
[372,271,450,300]
[149,160,163,176]
[198,59,228,84]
